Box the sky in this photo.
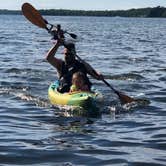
[0,0,166,10]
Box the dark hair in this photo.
[57,24,61,30]
[64,43,75,50]
[72,72,86,84]
[64,43,76,55]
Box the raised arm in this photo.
[46,40,63,72]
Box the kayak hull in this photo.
[48,81,103,117]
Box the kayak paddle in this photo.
[21,3,77,39]
[43,19,77,39]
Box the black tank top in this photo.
[58,60,92,93]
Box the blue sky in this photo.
[1,0,166,10]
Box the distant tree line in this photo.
[0,10,21,15]
[0,6,166,17]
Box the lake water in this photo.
[0,15,166,165]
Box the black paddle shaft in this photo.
[44,19,77,39]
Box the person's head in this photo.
[63,43,76,65]
[57,24,61,31]
[72,72,86,88]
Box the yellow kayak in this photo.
[48,81,103,116]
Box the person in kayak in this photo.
[46,39,103,93]
[70,72,90,92]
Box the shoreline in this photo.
[0,6,166,17]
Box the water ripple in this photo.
[0,15,166,165]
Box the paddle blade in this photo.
[102,79,135,104]
[69,33,77,39]
[22,3,47,29]
[114,88,150,105]
[116,91,135,104]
